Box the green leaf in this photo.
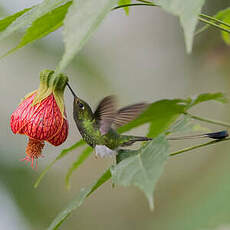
[216,8,230,45]
[147,101,187,137]
[118,0,131,15]
[0,7,31,32]
[48,168,111,230]
[116,148,137,164]
[155,0,205,53]
[167,115,203,134]
[34,139,85,188]
[0,0,69,42]
[167,115,191,133]
[118,99,187,135]
[65,146,93,189]
[55,0,118,74]
[111,135,169,210]
[4,1,72,57]
[189,92,227,107]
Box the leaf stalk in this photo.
[185,112,230,128]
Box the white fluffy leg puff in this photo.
[95,145,117,158]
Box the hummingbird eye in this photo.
[78,102,84,109]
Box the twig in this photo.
[170,137,230,157]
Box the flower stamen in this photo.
[21,138,45,168]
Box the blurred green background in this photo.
[0,1,230,230]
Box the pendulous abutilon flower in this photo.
[10,70,69,168]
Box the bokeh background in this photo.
[0,1,230,229]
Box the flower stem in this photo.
[199,13,230,29]
[185,112,230,128]
[113,3,154,11]
[198,16,230,34]
[170,137,230,157]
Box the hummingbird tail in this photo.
[167,130,229,140]
[129,130,229,144]
[121,136,152,146]
[132,136,152,142]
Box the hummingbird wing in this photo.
[94,95,117,135]
[113,103,148,128]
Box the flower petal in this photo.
[48,118,68,146]
[11,93,66,142]
[10,93,36,134]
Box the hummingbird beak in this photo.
[66,82,78,98]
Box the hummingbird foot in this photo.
[95,145,117,158]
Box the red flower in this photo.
[10,70,69,168]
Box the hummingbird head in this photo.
[73,97,94,121]
[66,82,94,121]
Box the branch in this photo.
[113,3,155,11]
[113,1,230,34]
[170,137,230,157]
[198,16,230,34]
[199,13,230,29]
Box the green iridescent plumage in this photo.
[72,95,150,155]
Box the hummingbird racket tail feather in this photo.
[167,130,229,141]
[121,130,229,146]
[204,130,229,139]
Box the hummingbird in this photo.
[66,83,228,158]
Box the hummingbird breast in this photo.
[75,118,101,147]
